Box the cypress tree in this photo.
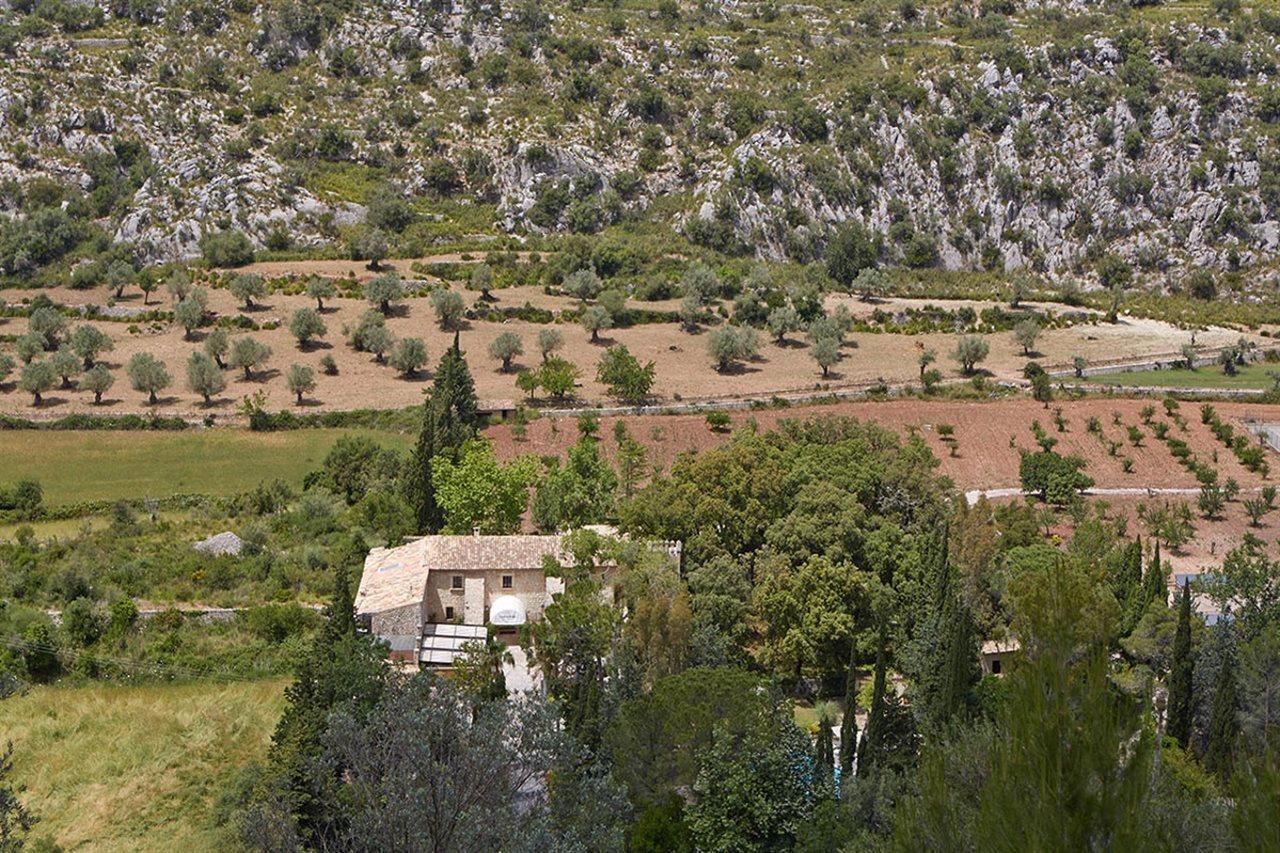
[816,709,835,772]
[1167,580,1194,748]
[1143,542,1166,609]
[1204,644,1239,777]
[405,334,480,533]
[839,645,859,783]
[936,596,980,727]
[858,619,889,774]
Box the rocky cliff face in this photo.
[0,0,1276,285]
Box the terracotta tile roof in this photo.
[356,533,588,615]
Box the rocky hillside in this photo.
[1,0,1279,290]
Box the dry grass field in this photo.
[4,679,287,851]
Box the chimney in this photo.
[472,524,482,537]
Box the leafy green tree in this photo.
[200,229,254,267]
[538,356,580,400]
[288,307,327,348]
[69,325,114,368]
[432,440,536,533]
[287,363,316,404]
[488,331,523,372]
[307,276,336,311]
[826,221,878,289]
[185,351,226,404]
[686,702,815,852]
[521,534,619,749]
[755,554,864,683]
[229,336,272,379]
[1168,581,1195,749]
[364,272,403,315]
[1019,450,1094,504]
[388,338,428,377]
[126,353,170,404]
[350,227,389,270]
[229,273,267,309]
[166,269,192,302]
[597,345,655,403]
[78,364,114,404]
[532,436,619,530]
[952,335,990,374]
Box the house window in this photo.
[502,575,513,589]
[451,575,463,590]
[991,659,1002,675]
[445,606,455,621]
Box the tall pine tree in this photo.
[1204,638,1239,777]
[405,333,480,533]
[1166,580,1194,748]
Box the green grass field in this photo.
[4,679,287,851]
[0,428,409,505]
[1084,362,1279,391]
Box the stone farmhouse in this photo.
[355,527,680,675]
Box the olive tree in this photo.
[812,336,841,377]
[468,264,495,301]
[204,327,230,368]
[708,325,760,372]
[19,360,57,406]
[952,335,990,374]
[166,269,193,303]
[489,331,523,372]
[126,352,171,404]
[16,332,46,364]
[537,328,564,362]
[28,307,67,347]
[50,347,81,388]
[229,336,272,379]
[69,325,114,369]
[229,273,267,309]
[365,272,404,315]
[1013,319,1040,356]
[580,305,613,343]
[78,364,114,404]
[564,268,603,301]
[287,363,316,404]
[430,288,466,330]
[389,337,428,377]
[185,351,226,404]
[768,305,801,344]
[174,296,206,340]
[307,276,337,311]
[289,307,328,348]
